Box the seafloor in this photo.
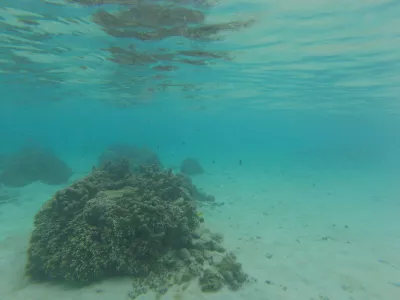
[0,150,399,300]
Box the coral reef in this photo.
[25,161,248,294]
[180,158,204,176]
[0,146,72,187]
[98,144,161,172]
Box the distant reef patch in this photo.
[98,144,161,172]
[180,158,204,176]
[0,146,72,187]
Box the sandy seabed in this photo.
[0,161,399,300]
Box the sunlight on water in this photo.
[0,0,398,113]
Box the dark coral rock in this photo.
[98,144,161,172]
[0,146,72,187]
[216,253,249,290]
[199,269,224,292]
[180,158,204,176]
[178,173,214,204]
[26,161,248,292]
[26,161,199,283]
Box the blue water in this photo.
[1,0,400,299]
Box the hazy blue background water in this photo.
[1,0,399,167]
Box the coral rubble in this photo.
[25,161,248,293]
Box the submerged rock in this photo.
[98,144,161,172]
[25,161,249,293]
[0,146,72,187]
[200,269,224,292]
[180,158,204,176]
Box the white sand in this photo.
[1,162,399,300]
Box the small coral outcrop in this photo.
[0,146,72,187]
[25,161,248,294]
[180,158,204,176]
[98,144,161,172]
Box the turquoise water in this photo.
[1,1,400,299]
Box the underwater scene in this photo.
[1,0,400,299]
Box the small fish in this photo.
[239,159,242,166]
[388,282,400,287]
[378,259,399,269]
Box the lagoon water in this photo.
[1,1,400,300]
